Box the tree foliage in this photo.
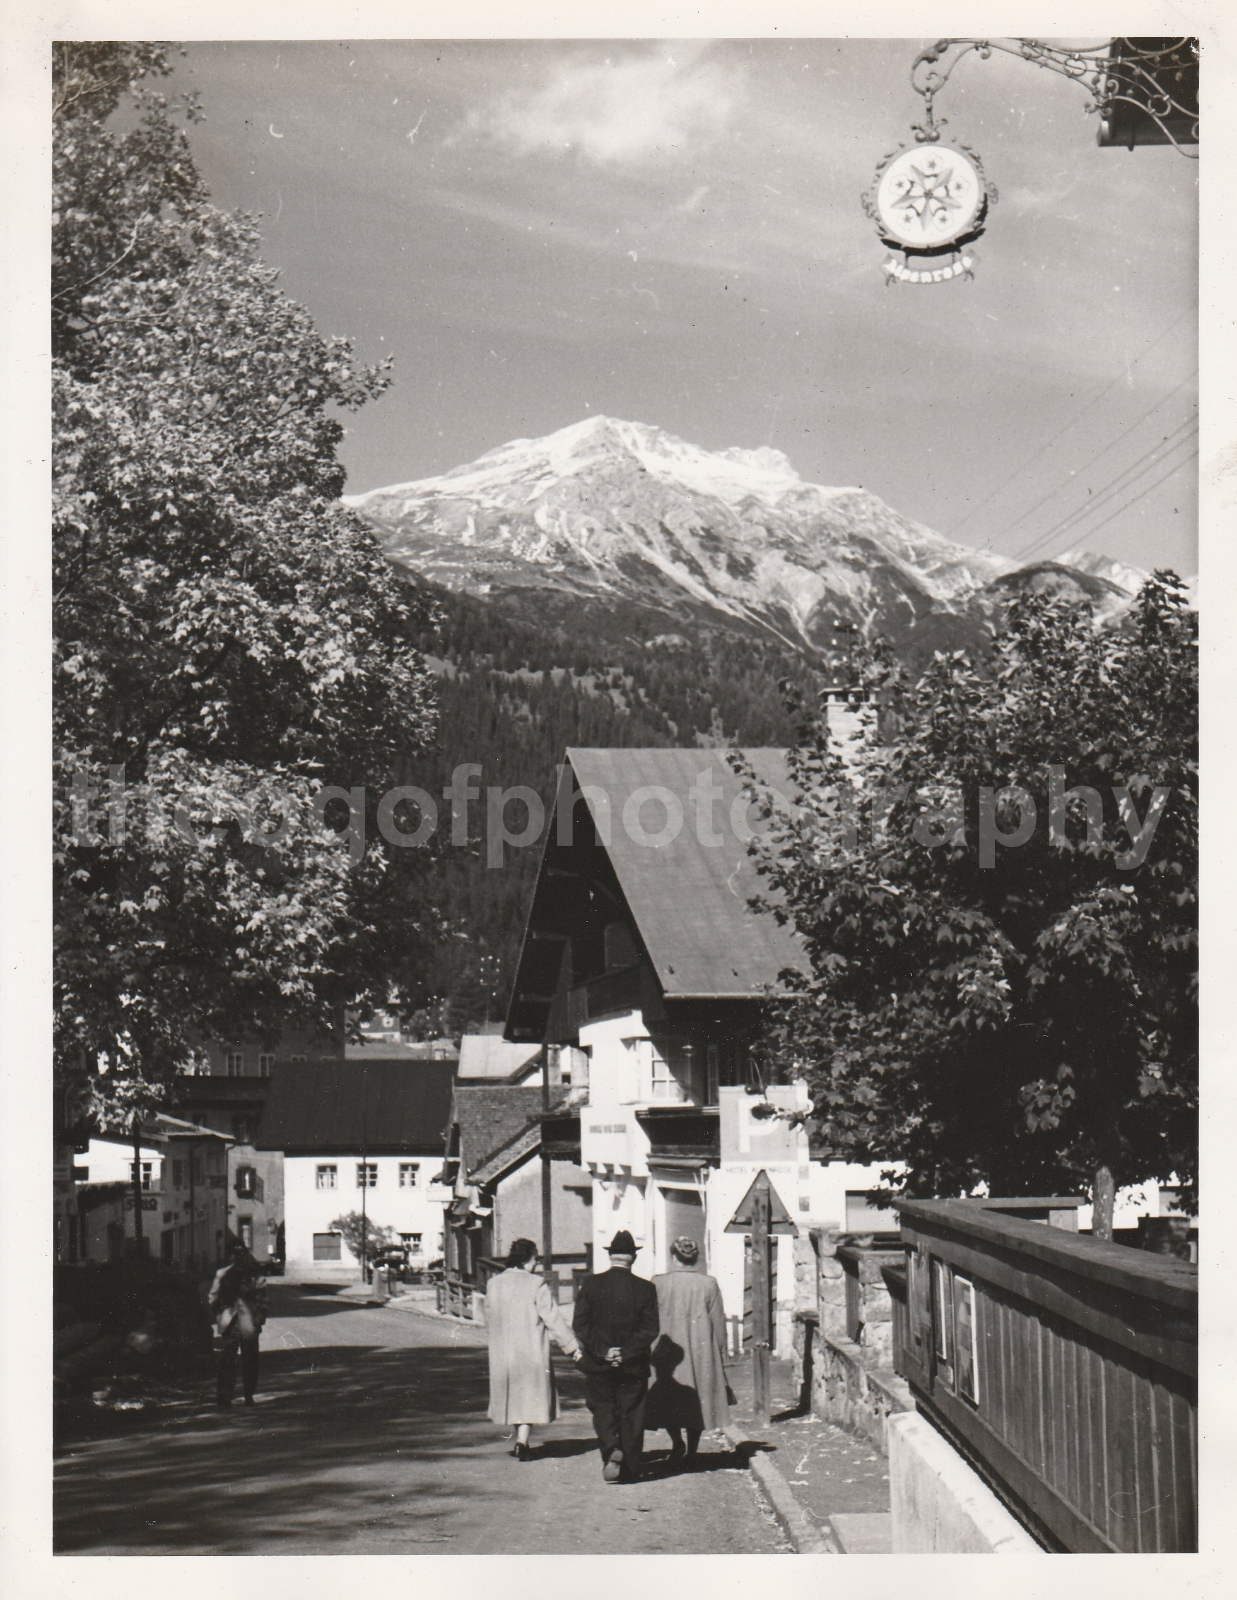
[743,579,1197,1224]
[329,1210,399,1270]
[53,44,439,1117]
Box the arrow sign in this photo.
[725,1169,797,1235]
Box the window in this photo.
[931,1259,953,1363]
[649,1045,679,1101]
[316,1164,337,1190]
[130,1160,153,1191]
[258,1054,273,1078]
[225,1050,244,1077]
[192,1155,205,1185]
[313,1232,342,1261]
[706,1043,720,1107]
[604,920,638,971]
[233,1116,252,1144]
[399,1163,419,1188]
[289,1054,307,1064]
[171,1159,184,1190]
[237,1217,253,1249]
[236,1166,256,1198]
[357,1162,378,1189]
[954,1276,979,1403]
[400,1232,423,1251]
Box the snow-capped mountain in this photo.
[1054,547,1149,597]
[344,416,1017,651]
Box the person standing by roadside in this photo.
[208,1244,267,1408]
[648,1237,732,1461]
[485,1238,583,1460]
[572,1230,659,1483]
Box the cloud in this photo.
[459,45,741,166]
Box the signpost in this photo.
[726,1169,797,1425]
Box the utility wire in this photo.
[990,369,1197,552]
[1011,416,1198,562]
[1045,441,1199,553]
[946,307,1194,541]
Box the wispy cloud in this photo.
[456,44,742,166]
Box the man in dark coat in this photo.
[572,1229,659,1482]
[208,1244,268,1408]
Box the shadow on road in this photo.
[56,1340,502,1553]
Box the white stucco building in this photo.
[256,1059,456,1280]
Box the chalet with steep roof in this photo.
[504,747,888,1353]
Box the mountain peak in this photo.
[344,418,1016,651]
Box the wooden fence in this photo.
[893,1198,1197,1553]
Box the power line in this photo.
[1011,416,1198,563]
[946,307,1194,540]
[1055,442,1198,551]
[989,368,1197,551]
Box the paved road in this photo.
[55,1284,789,1555]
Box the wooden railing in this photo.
[894,1198,1197,1553]
[436,1272,475,1320]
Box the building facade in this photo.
[505,747,891,1354]
[256,1059,456,1281]
[60,1116,233,1268]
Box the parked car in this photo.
[370,1245,412,1282]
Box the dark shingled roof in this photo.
[564,747,806,998]
[451,1086,553,1179]
[255,1060,456,1154]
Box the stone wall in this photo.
[790,1226,914,1454]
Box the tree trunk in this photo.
[1092,1164,1116,1241]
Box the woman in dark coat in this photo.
[647,1237,731,1458]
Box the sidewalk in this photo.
[723,1352,892,1552]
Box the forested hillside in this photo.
[392,578,821,1035]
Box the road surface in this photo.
[55,1282,789,1555]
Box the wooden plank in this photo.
[1149,1374,1172,1552]
[982,1284,1004,1441]
[923,1386,1114,1553]
[1104,1356,1139,1551]
[1169,1381,1198,1551]
[897,1226,1195,1377]
[1009,1300,1030,1464]
[1041,1316,1058,1491]
[1132,1360,1158,1552]
[1061,1328,1080,1515]
[898,1201,1198,1308]
[1088,1339,1109,1539]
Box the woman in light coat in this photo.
[648,1237,731,1458]
[486,1238,582,1460]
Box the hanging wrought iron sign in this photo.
[863,48,995,287]
[864,37,1198,283]
[863,137,995,284]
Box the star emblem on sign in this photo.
[868,143,988,252]
[893,162,963,230]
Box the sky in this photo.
[170,37,1199,576]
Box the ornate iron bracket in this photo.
[910,37,1198,156]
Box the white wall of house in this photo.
[283,1153,449,1279]
[81,1137,164,1188]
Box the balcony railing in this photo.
[634,1105,720,1163]
[540,1109,581,1160]
[894,1198,1196,1553]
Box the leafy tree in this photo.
[53,44,439,1118]
[743,578,1197,1237]
[329,1211,399,1275]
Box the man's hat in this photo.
[606,1230,637,1255]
